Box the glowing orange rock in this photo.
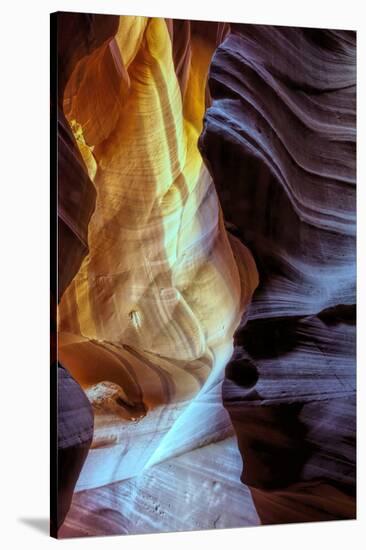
[58,16,258,488]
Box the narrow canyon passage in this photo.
[53,13,356,537]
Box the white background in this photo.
[0,0,364,548]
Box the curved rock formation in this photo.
[54,13,356,534]
[199,24,356,523]
[59,436,259,537]
[56,12,120,299]
[52,13,120,536]
[57,16,258,490]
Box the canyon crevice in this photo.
[53,14,356,536]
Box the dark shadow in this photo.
[234,316,302,359]
[18,517,49,536]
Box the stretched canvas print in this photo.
[50,11,356,539]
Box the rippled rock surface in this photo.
[54,13,356,537]
[60,437,259,537]
[199,25,356,523]
[56,14,258,494]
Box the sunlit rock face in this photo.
[55,13,356,536]
[56,12,120,300]
[57,16,258,490]
[53,14,121,536]
[59,437,259,537]
[199,25,356,523]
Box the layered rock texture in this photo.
[199,25,356,523]
[52,13,121,536]
[53,12,356,537]
[57,16,258,496]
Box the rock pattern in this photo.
[199,25,356,523]
[55,13,356,535]
[59,437,259,537]
[57,15,258,491]
[52,13,120,536]
[56,12,120,299]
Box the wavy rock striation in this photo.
[55,14,356,532]
[56,12,120,299]
[60,437,259,537]
[57,16,258,491]
[199,25,356,523]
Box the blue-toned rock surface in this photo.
[199,25,356,523]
